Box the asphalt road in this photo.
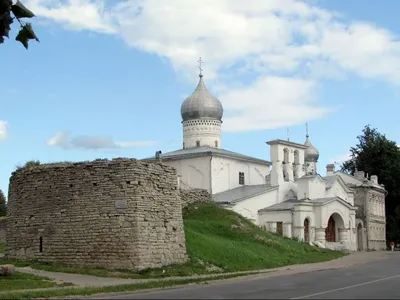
[99,252,400,299]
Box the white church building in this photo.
[144,69,386,252]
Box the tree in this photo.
[0,0,39,49]
[0,189,6,217]
[342,125,400,241]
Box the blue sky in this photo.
[1,0,400,197]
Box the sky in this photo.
[2,0,400,197]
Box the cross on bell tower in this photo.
[306,122,309,138]
[197,57,204,77]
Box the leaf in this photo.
[15,28,28,49]
[0,11,13,39]
[0,0,12,15]
[15,23,39,49]
[11,0,35,19]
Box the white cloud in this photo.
[219,76,330,132]
[26,0,116,33]
[0,121,9,140]
[46,131,157,150]
[26,0,400,131]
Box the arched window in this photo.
[215,140,218,147]
[283,148,289,163]
[294,150,299,164]
[196,140,200,147]
[283,148,289,182]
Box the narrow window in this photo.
[214,140,218,147]
[239,172,245,185]
[196,140,200,147]
[39,236,43,253]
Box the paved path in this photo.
[15,251,390,288]
[87,252,400,299]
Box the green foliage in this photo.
[0,189,6,217]
[15,160,41,170]
[341,124,400,242]
[342,125,400,195]
[0,272,59,292]
[0,0,39,49]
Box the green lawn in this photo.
[0,203,346,279]
[0,272,57,292]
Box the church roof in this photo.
[258,198,298,212]
[323,174,355,193]
[213,184,278,204]
[326,172,385,191]
[310,196,356,209]
[298,174,326,182]
[258,196,355,213]
[324,176,337,189]
[180,74,223,122]
[266,139,308,149]
[142,146,271,165]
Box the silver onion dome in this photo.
[181,74,224,122]
[304,135,319,162]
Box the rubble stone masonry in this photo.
[5,158,188,270]
[0,218,5,244]
[180,189,213,208]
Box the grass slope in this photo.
[183,203,345,272]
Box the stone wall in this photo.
[6,158,188,270]
[353,185,386,251]
[0,217,6,244]
[180,188,213,208]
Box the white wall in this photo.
[277,181,297,203]
[297,177,326,200]
[231,188,279,224]
[258,210,292,224]
[326,180,354,205]
[163,156,212,192]
[293,205,316,241]
[258,210,293,237]
[211,156,270,194]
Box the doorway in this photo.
[325,216,336,242]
